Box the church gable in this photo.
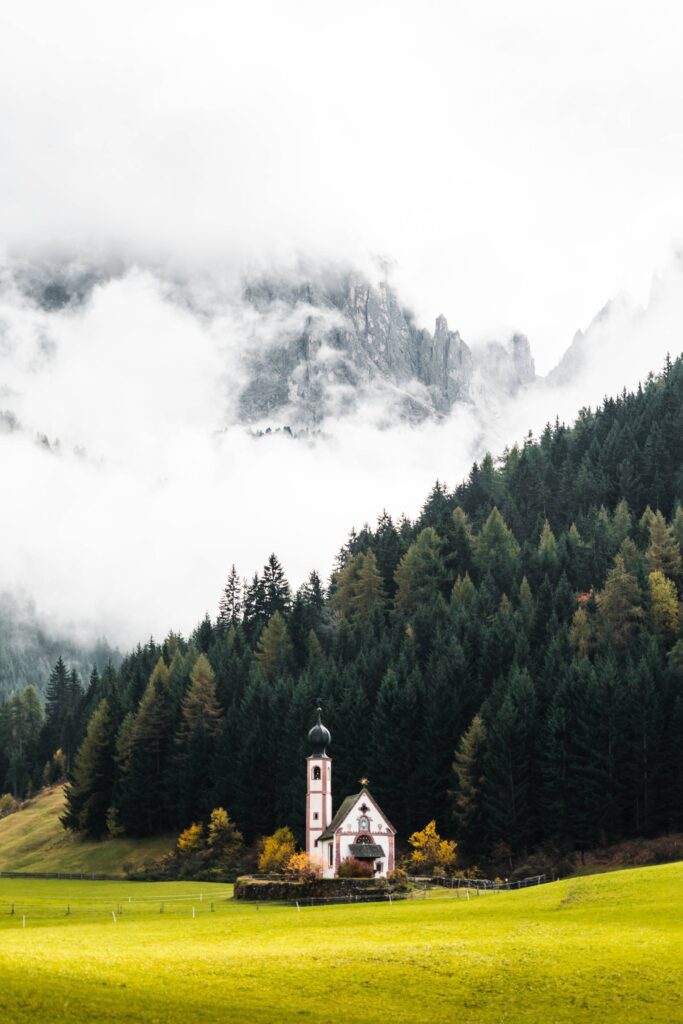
[336,788,396,837]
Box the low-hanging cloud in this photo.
[0,254,681,649]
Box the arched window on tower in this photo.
[312,766,321,781]
[359,815,370,831]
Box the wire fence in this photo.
[0,889,239,925]
[0,870,123,881]
[410,874,547,891]
[0,873,546,926]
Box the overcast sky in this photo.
[1,2,683,646]
[2,2,683,369]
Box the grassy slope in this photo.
[0,787,174,875]
[0,862,681,1023]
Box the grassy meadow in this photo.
[0,862,682,1023]
[0,787,173,875]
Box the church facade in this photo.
[306,708,396,879]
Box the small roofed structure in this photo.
[305,708,396,879]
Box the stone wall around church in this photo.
[234,876,390,901]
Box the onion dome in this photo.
[308,707,331,756]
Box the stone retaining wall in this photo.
[234,876,388,901]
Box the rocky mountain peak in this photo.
[237,271,536,427]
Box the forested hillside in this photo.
[0,593,117,702]
[2,356,683,865]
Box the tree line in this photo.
[1,355,682,867]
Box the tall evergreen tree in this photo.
[61,699,115,838]
[218,565,243,627]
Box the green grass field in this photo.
[0,787,173,875]
[0,863,681,1023]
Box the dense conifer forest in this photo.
[2,355,683,865]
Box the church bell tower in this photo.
[306,706,332,862]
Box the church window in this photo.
[328,844,333,866]
[359,815,370,831]
[356,834,372,844]
[313,812,319,820]
[312,766,321,780]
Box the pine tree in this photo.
[569,605,596,660]
[483,667,536,852]
[180,655,223,738]
[61,699,115,837]
[41,657,69,760]
[517,577,535,632]
[255,612,293,678]
[451,713,487,857]
[395,528,447,617]
[452,573,477,611]
[262,554,291,618]
[218,565,242,626]
[671,504,683,550]
[118,658,172,836]
[450,507,474,578]
[473,508,520,589]
[351,550,386,622]
[612,499,633,546]
[329,553,363,620]
[540,662,609,851]
[374,510,402,597]
[370,657,421,836]
[648,571,680,639]
[598,555,644,652]
[537,519,558,577]
[647,511,682,579]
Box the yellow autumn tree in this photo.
[407,820,457,875]
[177,822,204,855]
[647,511,682,579]
[207,807,244,864]
[258,826,297,873]
[648,570,680,638]
[570,606,595,660]
[181,654,223,738]
[286,851,321,880]
[255,612,293,677]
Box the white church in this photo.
[305,707,396,878]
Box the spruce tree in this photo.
[351,550,386,622]
[218,565,242,627]
[118,658,172,836]
[61,699,115,837]
[473,508,520,589]
[451,713,487,857]
[395,528,448,617]
[598,555,644,652]
[483,667,536,852]
[41,656,69,761]
[647,511,681,579]
[255,612,293,678]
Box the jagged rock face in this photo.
[0,255,537,430]
[238,274,532,426]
